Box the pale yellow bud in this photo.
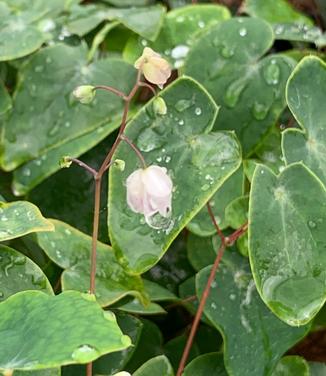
[73,85,95,104]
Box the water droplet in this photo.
[171,45,189,60]
[32,274,47,289]
[72,345,99,363]
[195,107,202,116]
[23,168,31,177]
[201,183,210,191]
[34,65,44,73]
[198,21,205,29]
[137,128,165,152]
[239,27,247,37]
[252,101,269,120]
[221,45,234,59]
[274,24,284,35]
[141,39,148,46]
[13,255,26,265]
[224,80,247,108]
[308,220,316,229]
[65,121,71,128]
[175,98,194,112]
[263,60,280,85]
[1,216,8,222]
[230,293,236,301]
[103,311,116,322]
[211,302,217,309]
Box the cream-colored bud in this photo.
[73,85,95,104]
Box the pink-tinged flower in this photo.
[134,47,171,88]
[126,165,173,222]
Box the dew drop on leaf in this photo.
[224,80,247,108]
[263,60,280,86]
[71,345,99,363]
[252,101,269,120]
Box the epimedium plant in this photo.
[0,0,326,376]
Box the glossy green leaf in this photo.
[184,17,295,155]
[109,77,241,274]
[12,113,122,195]
[63,313,142,376]
[0,44,135,171]
[0,201,54,241]
[188,167,243,236]
[0,245,53,302]
[0,0,65,61]
[283,56,326,187]
[36,220,145,306]
[133,355,174,376]
[15,369,60,376]
[117,299,166,315]
[249,163,326,325]
[186,233,217,271]
[124,319,163,373]
[272,356,309,375]
[0,80,11,115]
[196,252,309,376]
[244,0,312,25]
[0,291,131,371]
[124,4,230,69]
[273,23,323,44]
[183,353,227,376]
[225,195,249,229]
[143,279,177,301]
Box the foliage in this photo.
[0,0,325,375]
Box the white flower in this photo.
[134,47,171,88]
[126,165,173,222]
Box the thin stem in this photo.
[226,222,248,246]
[176,202,227,376]
[176,242,226,376]
[86,363,92,376]
[120,134,147,168]
[69,158,98,177]
[138,81,157,97]
[94,85,127,100]
[89,177,101,294]
[206,202,225,242]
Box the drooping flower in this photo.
[73,85,95,104]
[134,47,171,88]
[126,165,173,222]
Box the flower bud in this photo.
[59,156,72,168]
[134,47,171,88]
[126,165,173,222]
[112,372,131,376]
[153,97,167,115]
[114,159,126,172]
[73,85,95,104]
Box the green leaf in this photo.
[12,114,122,195]
[143,279,177,301]
[273,23,323,45]
[183,353,227,376]
[124,319,163,373]
[225,195,249,229]
[283,56,326,187]
[15,369,60,376]
[0,80,11,115]
[309,362,326,376]
[123,4,230,69]
[103,0,154,6]
[272,356,309,375]
[196,252,309,376]
[117,299,166,315]
[249,163,326,325]
[36,220,145,306]
[243,0,313,25]
[109,77,241,274]
[0,245,53,302]
[164,334,200,370]
[62,313,142,376]
[0,290,131,371]
[0,44,136,171]
[186,233,217,271]
[133,355,174,376]
[0,201,54,241]
[0,0,65,61]
[184,17,295,155]
[188,167,244,236]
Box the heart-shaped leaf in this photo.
[183,353,227,376]
[0,0,66,61]
[272,356,309,375]
[0,44,136,171]
[243,0,313,25]
[283,56,326,187]
[109,77,241,274]
[188,166,244,236]
[0,245,53,302]
[36,220,145,306]
[0,291,131,372]
[0,200,54,241]
[124,4,230,69]
[133,355,174,376]
[249,163,326,325]
[196,252,309,376]
[183,17,295,155]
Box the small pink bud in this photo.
[126,165,173,223]
[134,47,171,88]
